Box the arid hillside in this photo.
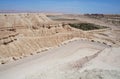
[0,13,89,64]
[0,13,120,65]
[0,13,120,79]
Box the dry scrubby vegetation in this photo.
[69,23,108,31]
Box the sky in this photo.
[0,0,120,14]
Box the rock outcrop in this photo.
[0,13,88,64]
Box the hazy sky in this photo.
[0,0,120,14]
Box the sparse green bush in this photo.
[69,23,107,31]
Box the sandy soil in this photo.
[0,40,110,79]
[0,13,120,79]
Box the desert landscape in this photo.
[0,12,119,79]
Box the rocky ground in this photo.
[0,13,120,79]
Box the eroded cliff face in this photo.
[0,13,88,64]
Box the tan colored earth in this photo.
[0,13,120,79]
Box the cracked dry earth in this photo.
[0,13,120,79]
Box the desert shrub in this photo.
[4,14,7,16]
[69,23,107,31]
